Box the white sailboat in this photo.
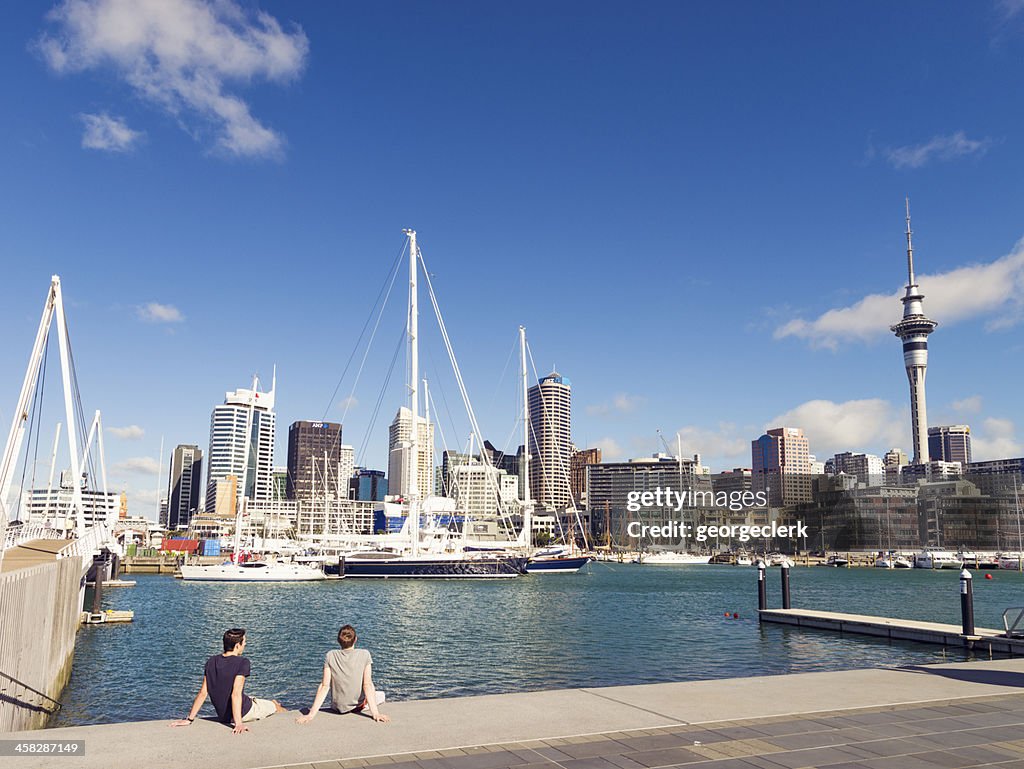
[339,230,525,578]
[180,374,325,582]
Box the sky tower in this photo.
[890,199,938,465]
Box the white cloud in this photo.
[586,393,644,417]
[112,456,160,475]
[951,396,983,415]
[593,437,624,461]
[673,423,749,467]
[885,131,991,169]
[339,395,359,411]
[767,399,905,459]
[38,0,309,158]
[79,112,143,151]
[972,417,1024,461]
[775,241,1024,349]
[107,424,144,439]
[137,302,184,323]
[997,0,1024,20]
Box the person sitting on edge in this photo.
[170,627,285,733]
[296,624,390,724]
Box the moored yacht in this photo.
[634,551,713,565]
[914,548,961,569]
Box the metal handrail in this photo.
[1002,607,1024,637]
[0,668,62,715]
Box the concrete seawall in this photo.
[0,550,83,731]
[8,658,1024,769]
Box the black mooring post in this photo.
[960,568,975,637]
[92,557,105,615]
[757,561,767,611]
[781,561,791,610]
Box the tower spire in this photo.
[905,197,915,286]
[891,200,938,466]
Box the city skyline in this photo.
[1,2,1022,518]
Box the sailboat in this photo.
[180,374,325,582]
[339,230,526,579]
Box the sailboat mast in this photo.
[520,326,531,548]
[405,229,420,557]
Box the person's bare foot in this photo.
[273,700,287,713]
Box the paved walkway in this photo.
[9,659,1024,769]
[0,540,66,573]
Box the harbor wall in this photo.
[0,559,82,731]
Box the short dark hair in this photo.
[223,628,246,652]
[338,625,357,649]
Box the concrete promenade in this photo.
[8,659,1024,769]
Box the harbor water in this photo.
[51,563,1024,727]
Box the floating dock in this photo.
[760,607,1024,653]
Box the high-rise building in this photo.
[338,445,355,498]
[351,469,388,502]
[481,441,523,498]
[884,448,908,484]
[272,466,288,501]
[166,444,202,530]
[205,374,276,512]
[387,406,434,499]
[751,427,812,506]
[570,447,602,506]
[528,371,572,510]
[928,425,972,466]
[587,455,711,547]
[890,200,938,464]
[287,421,345,501]
[831,452,885,486]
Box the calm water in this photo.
[50,564,1024,727]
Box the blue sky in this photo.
[1,1,1022,518]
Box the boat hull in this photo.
[179,563,326,582]
[339,556,527,579]
[525,556,592,574]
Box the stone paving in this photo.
[281,694,1024,769]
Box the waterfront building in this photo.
[528,371,573,510]
[809,455,826,476]
[204,374,277,512]
[166,444,202,531]
[587,454,711,548]
[916,479,1014,549]
[24,471,118,530]
[446,459,516,519]
[711,468,752,495]
[899,460,962,484]
[965,457,1024,496]
[751,427,813,507]
[890,200,938,464]
[287,420,347,500]
[802,478,920,551]
[482,440,523,498]
[570,447,602,508]
[387,406,434,500]
[351,469,388,502]
[832,452,885,487]
[928,425,972,466]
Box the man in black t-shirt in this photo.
[170,628,284,733]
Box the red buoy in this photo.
[985,573,993,580]
[733,612,740,619]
